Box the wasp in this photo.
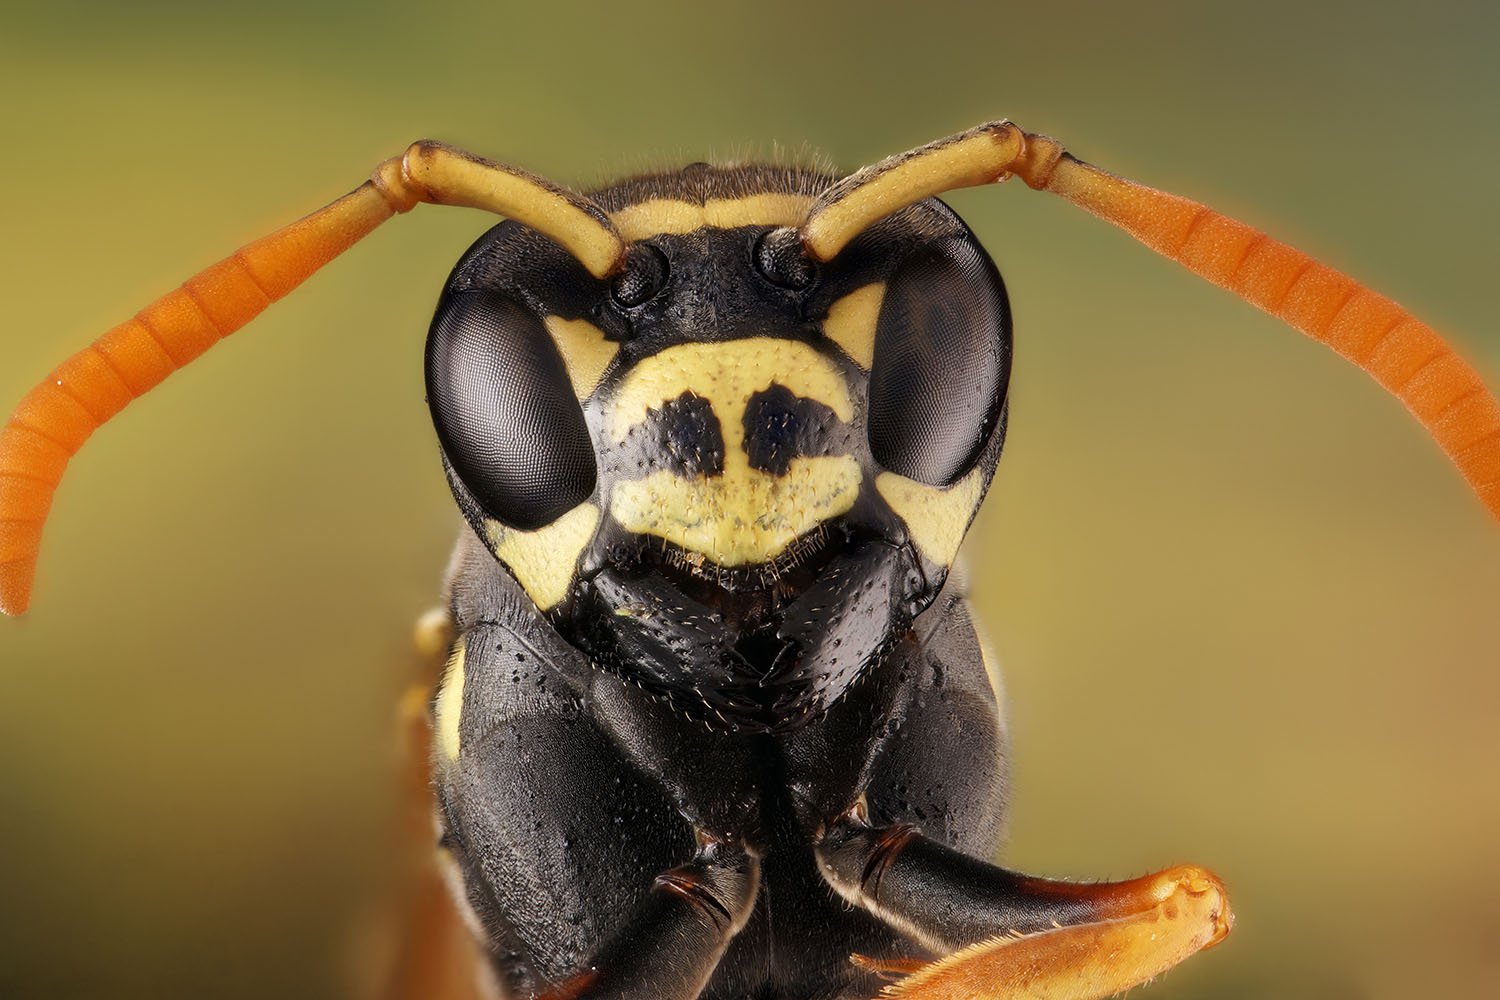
[3,121,1497,1000]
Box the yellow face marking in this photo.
[543,316,618,399]
[607,338,852,435]
[434,639,466,764]
[605,338,860,566]
[485,502,602,610]
[610,193,816,240]
[611,458,862,566]
[875,468,985,566]
[822,283,885,370]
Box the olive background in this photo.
[2,2,1498,997]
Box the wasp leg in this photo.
[817,821,1231,1000]
[378,686,494,1000]
[537,840,759,1000]
[369,609,494,1000]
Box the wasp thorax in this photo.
[423,163,1012,730]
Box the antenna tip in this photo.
[0,559,36,616]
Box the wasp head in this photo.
[425,163,1011,731]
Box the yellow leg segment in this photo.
[817,816,1230,1000]
[874,866,1231,1000]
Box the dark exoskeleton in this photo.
[422,163,1221,1000]
[18,117,1487,999]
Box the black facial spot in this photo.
[659,392,724,476]
[742,384,846,476]
[608,391,725,480]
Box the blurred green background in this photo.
[2,1,1498,997]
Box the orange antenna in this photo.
[0,143,625,615]
[801,122,1026,261]
[800,121,1500,522]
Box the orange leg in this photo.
[877,874,1228,1000]
[376,609,495,1000]
[817,821,1231,1000]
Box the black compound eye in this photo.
[753,227,816,289]
[610,243,669,308]
[867,236,1010,487]
[426,290,597,530]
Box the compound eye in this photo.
[867,237,1010,487]
[426,290,597,530]
[754,227,816,289]
[610,243,670,308]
